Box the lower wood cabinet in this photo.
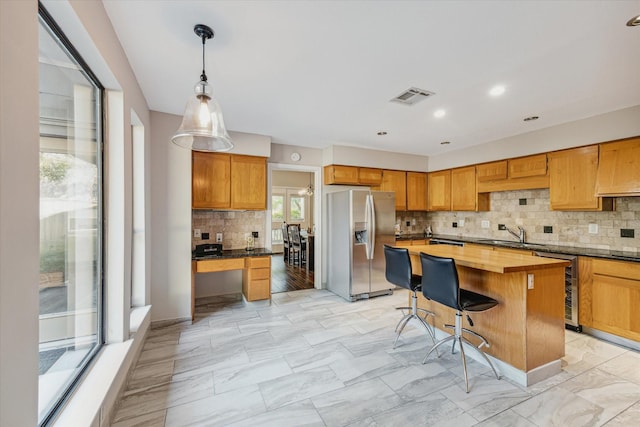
[579,257,640,342]
[242,256,271,301]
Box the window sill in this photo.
[51,305,151,427]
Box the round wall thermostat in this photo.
[290,152,301,162]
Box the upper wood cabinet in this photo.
[548,145,613,211]
[379,170,407,210]
[192,152,266,210]
[358,168,383,185]
[324,165,359,185]
[231,155,267,210]
[595,137,640,196]
[508,154,547,178]
[477,154,550,193]
[406,172,428,211]
[192,152,231,209]
[324,165,383,185]
[477,160,507,182]
[451,166,489,211]
[427,170,451,211]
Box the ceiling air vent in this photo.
[390,87,435,105]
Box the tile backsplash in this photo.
[192,210,266,250]
[398,189,639,252]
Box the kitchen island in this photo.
[404,244,570,386]
[192,248,272,321]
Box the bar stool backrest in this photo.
[383,245,414,291]
[420,252,461,311]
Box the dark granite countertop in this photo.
[192,248,273,261]
[420,234,640,263]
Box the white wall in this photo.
[428,105,640,171]
[0,1,40,425]
[270,143,323,166]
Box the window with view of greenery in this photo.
[38,5,103,425]
[290,196,305,221]
[271,195,284,220]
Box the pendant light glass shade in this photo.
[171,24,234,152]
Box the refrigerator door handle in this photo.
[367,194,376,260]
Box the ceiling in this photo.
[102,0,640,156]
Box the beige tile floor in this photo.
[112,289,640,426]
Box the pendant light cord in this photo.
[200,35,207,82]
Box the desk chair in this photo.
[420,252,501,392]
[383,245,437,349]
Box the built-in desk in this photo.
[404,244,570,386]
[192,249,272,320]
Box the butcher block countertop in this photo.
[404,244,570,274]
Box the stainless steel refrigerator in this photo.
[327,189,396,301]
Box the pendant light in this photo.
[298,173,314,196]
[171,24,233,151]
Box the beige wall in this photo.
[428,105,640,171]
[323,144,429,171]
[0,1,40,425]
[270,143,323,166]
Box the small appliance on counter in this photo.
[195,243,222,257]
[424,225,432,237]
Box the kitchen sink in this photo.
[475,239,547,249]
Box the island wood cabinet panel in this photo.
[406,172,428,211]
[508,154,547,179]
[427,170,451,211]
[595,137,640,196]
[451,166,489,211]
[477,160,508,182]
[192,152,266,210]
[378,170,407,210]
[548,145,614,211]
[579,257,640,342]
[324,165,359,185]
[192,152,231,209]
[231,155,267,210]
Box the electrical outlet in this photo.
[544,226,553,234]
[527,274,534,289]
[201,232,209,240]
[519,198,527,205]
[588,224,598,234]
[621,229,635,238]
[452,222,458,228]
[458,219,465,227]
[252,231,259,238]
[194,229,201,238]
[481,220,490,229]
[216,232,223,243]
[405,221,411,227]
[498,224,506,230]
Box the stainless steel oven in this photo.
[534,251,581,332]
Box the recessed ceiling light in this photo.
[440,141,451,145]
[523,116,539,122]
[489,85,506,97]
[433,109,446,118]
[627,14,640,26]
[377,131,387,136]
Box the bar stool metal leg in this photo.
[393,290,438,353]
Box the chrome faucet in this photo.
[505,226,526,243]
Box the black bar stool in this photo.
[419,252,501,392]
[383,245,437,349]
